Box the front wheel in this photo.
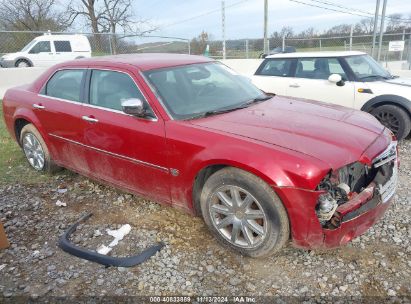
[15,59,31,68]
[371,105,411,140]
[20,124,61,173]
[200,167,289,257]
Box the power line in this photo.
[164,0,253,28]
[289,0,374,18]
[302,0,411,22]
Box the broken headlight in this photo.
[315,161,380,227]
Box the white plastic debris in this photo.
[97,245,112,255]
[0,264,6,271]
[93,230,102,237]
[56,200,67,207]
[96,224,132,255]
[57,188,68,194]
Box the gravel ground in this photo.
[0,141,410,303]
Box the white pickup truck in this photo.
[251,51,411,139]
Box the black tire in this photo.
[371,105,411,140]
[20,124,61,173]
[200,167,289,257]
[15,59,31,68]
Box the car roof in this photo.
[66,53,215,71]
[266,51,366,59]
[35,34,87,41]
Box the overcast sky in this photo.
[135,0,411,39]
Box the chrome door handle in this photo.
[82,116,99,123]
[289,83,300,88]
[33,104,45,109]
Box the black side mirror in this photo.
[121,98,146,117]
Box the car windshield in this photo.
[21,40,37,52]
[345,54,392,81]
[144,62,267,120]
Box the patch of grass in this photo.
[0,101,53,185]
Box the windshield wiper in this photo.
[187,95,272,120]
[360,75,389,80]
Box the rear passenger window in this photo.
[256,59,293,77]
[54,41,72,52]
[89,70,147,112]
[45,70,85,102]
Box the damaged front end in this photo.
[315,140,398,233]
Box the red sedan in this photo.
[2,54,398,257]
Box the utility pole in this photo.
[371,0,380,58]
[377,0,387,62]
[264,0,268,54]
[222,0,226,60]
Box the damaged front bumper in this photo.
[284,140,398,250]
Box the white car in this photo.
[252,51,411,139]
[0,34,91,68]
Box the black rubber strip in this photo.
[58,212,164,267]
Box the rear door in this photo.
[286,57,356,108]
[53,40,75,63]
[251,58,295,95]
[78,67,170,202]
[36,68,88,169]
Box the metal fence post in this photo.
[401,29,405,61]
[108,33,113,55]
[377,0,388,62]
[319,39,322,51]
[188,40,191,54]
[282,35,285,52]
[408,34,411,69]
[349,25,353,51]
[245,39,249,59]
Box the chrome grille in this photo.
[373,141,397,168]
[373,141,398,203]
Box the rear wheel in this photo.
[200,167,289,257]
[20,124,61,173]
[371,105,411,140]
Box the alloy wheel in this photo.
[209,185,268,249]
[22,132,45,170]
[375,111,400,135]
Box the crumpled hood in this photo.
[190,96,386,169]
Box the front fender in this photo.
[166,122,330,211]
[361,94,411,114]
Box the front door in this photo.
[286,57,355,108]
[251,58,295,95]
[79,68,170,203]
[27,41,55,67]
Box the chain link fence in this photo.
[1,30,410,68]
[0,31,190,57]
[207,32,411,68]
